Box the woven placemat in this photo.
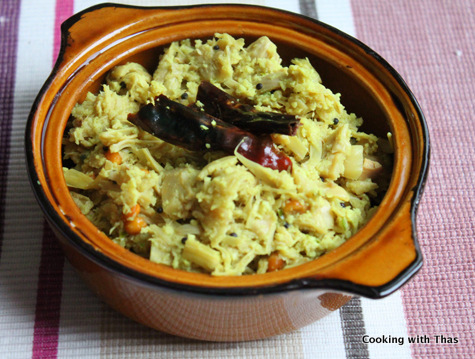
[0,1,472,358]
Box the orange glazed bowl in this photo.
[26,4,429,341]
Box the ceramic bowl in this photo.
[26,3,429,341]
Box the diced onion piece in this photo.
[63,168,94,189]
[343,145,364,180]
[246,36,277,59]
[360,158,383,180]
[321,181,350,202]
[259,69,287,91]
[273,134,308,161]
[346,178,379,195]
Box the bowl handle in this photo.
[54,5,172,75]
[314,197,422,297]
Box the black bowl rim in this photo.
[25,2,430,299]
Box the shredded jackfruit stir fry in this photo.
[63,33,392,275]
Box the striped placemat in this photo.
[0,1,473,358]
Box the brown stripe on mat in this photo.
[340,297,370,359]
[32,223,65,359]
[299,0,319,19]
[0,0,21,260]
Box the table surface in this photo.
[1,0,473,358]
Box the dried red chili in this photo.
[128,95,292,171]
[196,81,299,136]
